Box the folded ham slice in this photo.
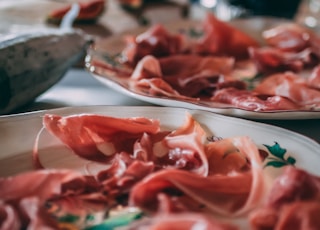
[254,72,320,109]
[122,24,187,65]
[130,54,241,98]
[193,13,259,59]
[211,88,299,111]
[249,166,320,230]
[130,136,267,217]
[0,170,106,230]
[39,114,160,164]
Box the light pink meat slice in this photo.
[40,114,160,164]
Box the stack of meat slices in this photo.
[95,12,320,112]
[1,113,319,229]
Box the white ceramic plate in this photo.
[1,105,319,177]
[85,18,320,120]
[0,105,320,229]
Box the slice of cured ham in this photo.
[249,166,320,230]
[254,72,320,108]
[250,23,320,74]
[159,54,235,97]
[193,13,259,59]
[211,88,299,111]
[40,114,160,163]
[122,24,187,65]
[130,54,240,98]
[130,136,267,217]
[249,46,313,73]
[0,169,106,230]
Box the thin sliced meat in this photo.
[133,113,209,176]
[194,13,259,59]
[249,46,313,73]
[97,152,155,197]
[308,65,320,89]
[262,23,314,52]
[134,78,184,98]
[130,136,267,217]
[249,202,320,230]
[122,24,186,65]
[129,168,253,215]
[0,202,20,230]
[275,202,320,230]
[211,88,299,111]
[129,55,184,98]
[131,55,162,81]
[0,170,98,230]
[253,23,320,73]
[249,166,320,230]
[157,112,209,176]
[254,72,320,108]
[159,55,235,97]
[0,169,84,202]
[41,114,160,163]
[265,166,320,208]
[130,54,235,98]
[205,138,250,175]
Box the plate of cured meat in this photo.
[0,105,320,229]
[86,13,320,119]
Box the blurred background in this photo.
[0,0,317,38]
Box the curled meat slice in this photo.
[211,88,299,111]
[0,170,102,230]
[308,65,320,89]
[249,166,320,230]
[254,72,320,108]
[262,23,314,52]
[249,46,313,73]
[41,114,160,163]
[194,13,259,59]
[252,23,320,73]
[133,112,210,176]
[122,24,186,65]
[130,54,236,98]
[159,55,235,97]
[0,169,83,201]
[130,136,267,217]
[158,112,208,176]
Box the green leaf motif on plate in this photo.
[263,142,296,168]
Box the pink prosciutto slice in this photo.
[249,166,320,230]
[0,169,105,230]
[308,65,320,89]
[122,24,187,66]
[39,114,160,164]
[250,23,320,74]
[248,46,313,73]
[130,54,241,98]
[262,23,314,52]
[211,88,299,111]
[254,72,320,108]
[194,13,259,59]
[159,54,235,97]
[155,112,209,176]
[130,136,267,217]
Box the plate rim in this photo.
[1,105,319,147]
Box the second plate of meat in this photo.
[1,105,320,229]
[85,13,320,119]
